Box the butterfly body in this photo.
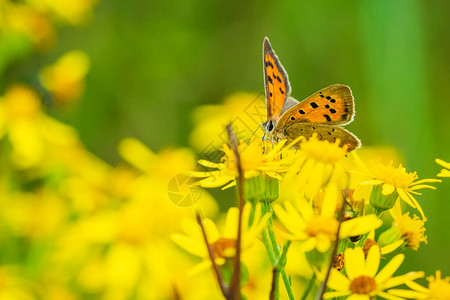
[262,37,360,151]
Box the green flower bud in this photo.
[369,184,398,215]
[245,174,279,204]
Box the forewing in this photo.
[263,37,291,122]
[277,84,355,126]
[282,123,361,151]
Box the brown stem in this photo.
[227,125,244,300]
[196,211,229,298]
[315,191,346,300]
[269,266,278,300]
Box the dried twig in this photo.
[315,191,346,300]
[226,125,245,300]
[196,211,229,298]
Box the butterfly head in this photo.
[262,120,276,134]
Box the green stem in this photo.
[261,203,295,300]
[300,273,316,300]
[262,230,277,265]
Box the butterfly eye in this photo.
[266,121,275,132]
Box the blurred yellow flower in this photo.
[190,92,265,152]
[282,134,350,200]
[392,270,450,300]
[0,84,81,168]
[3,3,55,50]
[172,203,271,275]
[354,153,440,219]
[324,247,424,299]
[274,184,382,253]
[28,0,98,25]
[40,50,90,106]
[436,159,450,177]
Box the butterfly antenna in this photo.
[247,123,262,143]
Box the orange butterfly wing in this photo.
[276,84,355,127]
[263,37,291,122]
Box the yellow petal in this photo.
[223,207,239,238]
[380,271,424,290]
[387,288,428,299]
[326,269,350,291]
[340,215,382,238]
[405,280,429,293]
[323,290,350,299]
[376,291,407,300]
[396,188,416,208]
[382,183,396,195]
[381,240,404,254]
[436,158,450,168]
[365,245,380,277]
[410,184,437,191]
[347,294,370,300]
[345,248,365,279]
[375,254,405,284]
[389,200,403,220]
[321,183,338,218]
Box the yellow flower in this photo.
[28,0,98,25]
[425,271,450,299]
[282,134,350,200]
[436,159,450,177]
[40,50,90,106]
[324,247,424,299]
[353,153,441,219]
[391,209,427,250]
[0,84,81,169]
[171,203,271,275]
[189,92,265,152]
[390,271,450,300]
[189,138,295,189]
[4,3,55,50]
[273,184,382,253]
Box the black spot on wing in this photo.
[279,87,285,94]
[325,104,330,109]
[290,116,295,120]
[310,102,319,108]
[267,76,273,84]
[299,109,305,114]
[330,99,336,103]
[323,114,332,122]
[330,108,337,114]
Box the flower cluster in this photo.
[171,103,449,299]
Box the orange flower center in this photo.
[349,276,377,295]
[211,237,236,258]
[363,239,380,257]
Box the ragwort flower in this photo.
[282,134,350,200]
[189,138,295,190]
[324,246,424,300]
[274,184,382,253]
[171,203,271,275]
[353,153,440,219]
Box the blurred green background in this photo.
[4,0,450,275]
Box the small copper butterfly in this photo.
[262,37,360,151]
